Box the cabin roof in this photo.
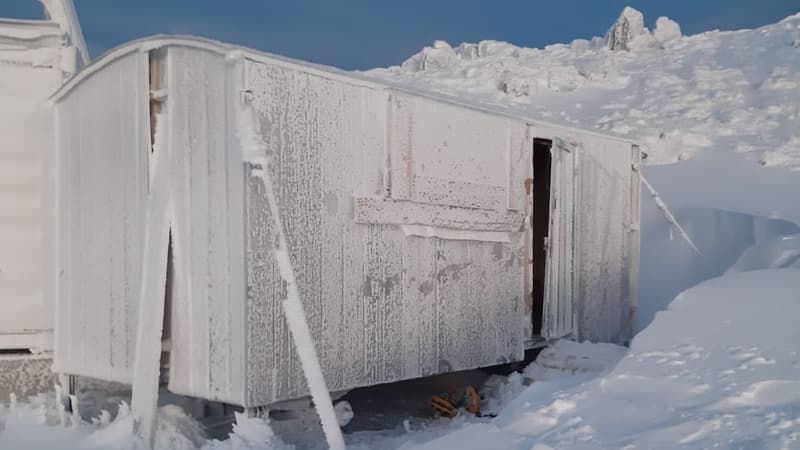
[52,35,636,146]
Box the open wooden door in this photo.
[542,138,577,339]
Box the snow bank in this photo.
[523,340,627,381]
[203,413,292,450]
[727,232,800,273]
[0,394,294,450]
[82,403,206,450]
[403,268,800,449]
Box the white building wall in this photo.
[0,19,65,351]
[164,46,247,405]
[242,61,527,406]
[49,38,637,406]
[53,50,150,382]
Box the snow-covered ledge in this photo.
[354,196,526,232]
[401,224,511,243]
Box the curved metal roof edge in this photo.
[51,34,636,146]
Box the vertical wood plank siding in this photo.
[53,51,149,382]
[242,60,525,406]
[51,41,636,408]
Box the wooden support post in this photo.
[131,48,171,449]
[130,135,170,447]
[56,373,75,427]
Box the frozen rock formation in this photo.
[606,7,650,51]
[401,40,457,71]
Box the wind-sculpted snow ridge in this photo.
[400,268,800,450]
[367,9,800,169]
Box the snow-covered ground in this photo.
[388,269,800,450]
[2,6,799,450]
[4,267,799,450]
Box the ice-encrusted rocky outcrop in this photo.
[605,6,652,51]
[401,40,457,71]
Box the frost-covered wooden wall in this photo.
[241,58,527,406]
[53,44,249,404]
[53,50,149,381]
[574,136,639,344]
[534,125,639,344]
[51,38,638,408]
[164,46,247,405]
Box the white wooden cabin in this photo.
[0,0,87,353]
[49,36,640,408]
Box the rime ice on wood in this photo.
[49,36,641,411]
[238,88,345,450]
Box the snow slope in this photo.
[367,10,800,170]
[399,269,800,450]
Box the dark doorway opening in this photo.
[531,138,552,335]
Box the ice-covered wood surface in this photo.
[536,125,638,344]
[354,197,525,231]
[53,51,149,381]
[164,46,247,405]
[542,138,578,340]
[49,38,638,407]
[242,58,526,406]
[387,94,528,211]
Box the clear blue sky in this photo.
[4,0,799,69]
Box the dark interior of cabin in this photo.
[531,138,552,335]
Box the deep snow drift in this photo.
[397,269,800,450]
